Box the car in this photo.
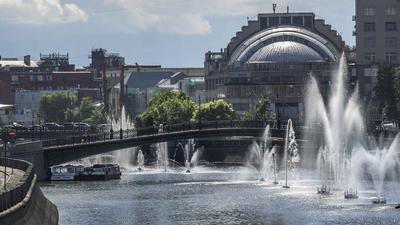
[11,122,28,131]
[96,124,112,133]
[74,122,90,131]
[44,123,63,131]
[29,125,49,132]
[63,122,77,131]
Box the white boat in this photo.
[50,165,84,181]
[79,164,121,180]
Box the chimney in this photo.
[24,55,31,66]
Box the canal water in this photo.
[41,167,400,225]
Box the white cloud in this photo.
[0,0,88,24]
[101,0,325,35]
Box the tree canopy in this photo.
[39,92,77,123]
[192,99,235,122]
[241,97,273,121]
[135,91,195,127]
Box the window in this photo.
[304,16,312,28]
[37,75,43,81]
[260,17,268,29]
[364,37,376,47]
[385,7,397,16]
[269,17,279,26]
[281,16,291,25]
[386,52,398,62]
[364,52,376,62]
[293,16,303,26]
[386,22,397,31]
[11,75,18,81]
[364,22,375,32]
[385,37,397,47]
[46,75,53,81]
[364,8,375,16]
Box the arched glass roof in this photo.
[229,26,340,65]
[248,41,324,63]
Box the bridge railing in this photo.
[0,158,34,213]
[41,120,275,148]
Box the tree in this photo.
[242,97,273,121]
[136,91,195,127]
[374,64,399,122]
[192,99,235,122]
[80,97,96,121]
[84,105,108,125]
[39,92,76,123]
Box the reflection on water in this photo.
[41,168,400,225]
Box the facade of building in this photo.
[355,0,400,98]
[205,12,346,122]
[0,54,100,105]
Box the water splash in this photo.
[137,149,145,171]
[156,142,169,172]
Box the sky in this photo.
[0,0,355,67]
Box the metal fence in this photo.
[0,158,34,213]
[40,120,274,148]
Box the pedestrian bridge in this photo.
[41,120,305,167]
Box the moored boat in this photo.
[50,165,84,181]
[78,164,121,180]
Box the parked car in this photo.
[74,122,90,131]
[97,124,112,133]
[63,122,76,131]
[29,125,50,132]
[44,123,63,131]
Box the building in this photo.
[109,71,205,119]
[0,104,14,126]
[205,11,346,122]
[0,54,100,105]
[354,0,400,97]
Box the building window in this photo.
[364,22,375,32]
[385,37,398,47]
[11,75,18,81]
[269,17,279,26]
[385,52,398,62]
[304,16,312,28]
[364,52,376,62]
[281,16,291,25]
[293,16,303,26]
[385,22,397,31]
[385,7,397,16]
[37,75,43,81]
[364,8,375,16]
[364,37,376,47]
[46,75,53,81]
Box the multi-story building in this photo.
[355,0,400,97]
[205,11,346,123]
[0,54,100,105]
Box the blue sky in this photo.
[0,0,355,67]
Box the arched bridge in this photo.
[40,120,311,167]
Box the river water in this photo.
[41,167,400,225]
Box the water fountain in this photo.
[247,125,279,182]
[305,54,400,202]
[176,142,191,173]
[282,119,298,189]
[156,142,169,172]
[137,149,144,171]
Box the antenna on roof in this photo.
[273,3,277,13]
[287,6,289,13]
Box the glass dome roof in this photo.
[247,41,324,63]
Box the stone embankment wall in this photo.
[0,158,58,225]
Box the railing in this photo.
[0,158,34,213]
[40,120,276,148]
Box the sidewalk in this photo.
[0,166,24,194]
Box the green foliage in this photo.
[80,97,96,121]
[84,105,108,125]
[39,93,107,124]
[192,99,235,122]
[374,65,400,121]
[39,92,77,123]
[242,97,273,121]
[136,91,195,127]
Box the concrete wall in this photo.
[0,180,58,225]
